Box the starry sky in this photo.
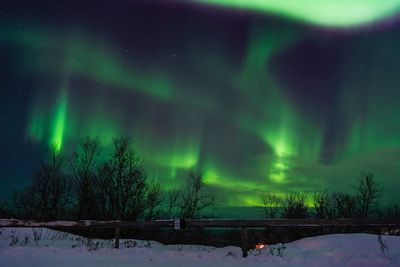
[1,0,400,207]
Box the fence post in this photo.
[114,227,120,249]
[241,227,248,257]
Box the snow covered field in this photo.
[0,228,399,267]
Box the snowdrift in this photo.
[0,227,399,267]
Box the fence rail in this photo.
[2,218,400,257]
[2,218,400,228]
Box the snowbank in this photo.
[0,227,399,267]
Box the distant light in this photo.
[255,243,267,249]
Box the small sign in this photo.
[174,218,185,230]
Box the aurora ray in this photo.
[50,89,68,152]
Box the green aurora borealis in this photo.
[199,0,400,27]
[1,0,400,208]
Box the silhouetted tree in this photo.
[70,136,101,219]
[12,185,39,219]
[179,171,216,219]
[99,137,147,220]
[313,191,357,218]
[261,192,282,219]
[0,201,11,218]
[331,192,356,218]
[385,202,400,218]
[281,192,308,219]
[144,180,163,220]
[355,172,381,217]
[30,147,71,220]
[313,191,330,219]
[166,188,181,219]
[96,166,112,220]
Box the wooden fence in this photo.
[2,218,400,257]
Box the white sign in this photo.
[174,218,181,230]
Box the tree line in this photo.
[1,136,399,221]
[1,136,215,221]
[261,172,400,219]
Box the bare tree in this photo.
[331,192,356,218]
[179,171,216,219]
[385,202,400,218]
[261,192,282,219]
[313,191,357,219]
[313,191,329,219]
[100,137,147,220]
[32,147,71,220]
[0,201,10,218]
[70,136,101,219]
[281,192,308,219]
[355,172,381,218]
[12,186,39,219]
[144,180,163,220]
[96,166,112,220]
[166,188,181,219]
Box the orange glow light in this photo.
[255,243,267,249]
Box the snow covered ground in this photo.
[0,227,399,267]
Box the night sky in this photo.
[1,0,400,207]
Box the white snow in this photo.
[0,227,399,267]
